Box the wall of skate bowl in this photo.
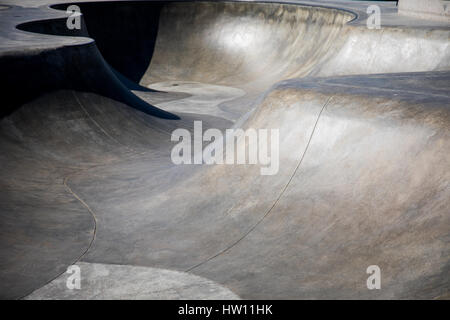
[18,1,450,91]
[21,1,353,89]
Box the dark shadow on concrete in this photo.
[51,1,164,84]
[111,66,158,92]
[11,12,178,120]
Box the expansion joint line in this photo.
[62,174,98,259]
[18,172,98,300]
[186,95,334,273]
[19,91,146,299]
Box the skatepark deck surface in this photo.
[0,0,449,299]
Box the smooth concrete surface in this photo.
[0,0,449,299]
[399,0,450,22]
[25,262,240,300]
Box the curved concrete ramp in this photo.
[0,0,449,299]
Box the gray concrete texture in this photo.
[0,0,449,299]
[25,262,240,300]
[399,0,450,22]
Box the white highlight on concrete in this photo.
[24,262,240,300]
[148,81,245,120]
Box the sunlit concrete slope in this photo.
[0,0,449,299]
[71,1,450,88]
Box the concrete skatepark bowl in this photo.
[0,0,449,299]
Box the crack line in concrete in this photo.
[19,91,140,299]
[18,172,98,300]
[185,95,334,273]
